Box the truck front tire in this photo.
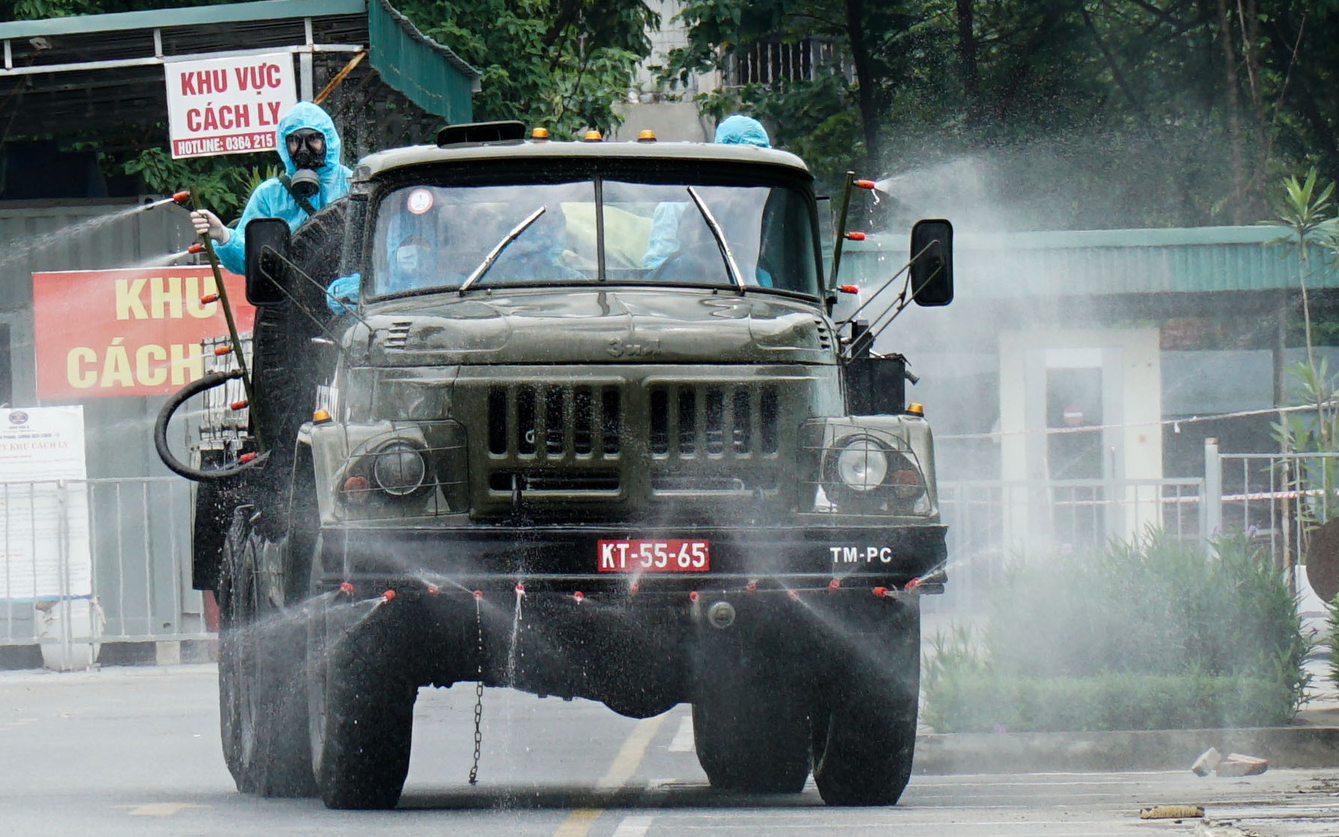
[812,598,920,806]
[308,597,417,810]
[692,618,812,794]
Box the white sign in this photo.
[0,407,91,600]
[165,52,297,159]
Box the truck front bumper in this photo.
[314,521,947,595]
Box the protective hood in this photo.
[714,115,770,148]
[274,101,343,188]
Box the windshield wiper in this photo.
[685,187,746,292]
[459,205,547,294]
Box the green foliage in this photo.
[662,0,1337,228]
[122,148,257,219]
[922,532,1310,732]
[925,673,1298,734]
[396,0,658,137]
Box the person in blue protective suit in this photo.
[642,114,771,280]
[490,208,581,282]
[713,114,771,148]
[190,101,352,277]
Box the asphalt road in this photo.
[3,663,1339,837]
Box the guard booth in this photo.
[0,0,478,660]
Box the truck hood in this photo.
[357,289,836,366]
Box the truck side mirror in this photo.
[244,218,291,306]
[909,219,953,307]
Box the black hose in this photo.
[154,369,269,482]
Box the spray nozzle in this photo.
[172,190,192,205]
[339,582,356,596]
[187,242,205,255]
[828,579,841,592]
[573,591,584,604]
[380,589,396,603]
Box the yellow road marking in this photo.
[553,808,603,837]
[552,713,667,837]
[121,802,204,817]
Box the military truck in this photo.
[155,121,954,810]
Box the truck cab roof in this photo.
[352,139,813,183]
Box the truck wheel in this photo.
[692,627,811,795]
[216,508,316,797]
[308,598,417,810]
[812,599,920,806]
[692,694,810,793]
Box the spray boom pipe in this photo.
[190,189,262,451]
[828,172,855,290]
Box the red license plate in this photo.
[597,539,710,572]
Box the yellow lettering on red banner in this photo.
[150,276,184,320]
[66,347,96,389]
[135,344,168,387]
[170,343,204,386]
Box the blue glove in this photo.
[326,273,360,314]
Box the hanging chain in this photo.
[468,596,485,785]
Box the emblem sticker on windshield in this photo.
[406,188,434,215]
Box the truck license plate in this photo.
[597,539,709,572]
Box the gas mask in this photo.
[285,128,326,199]
[396,244,428,274]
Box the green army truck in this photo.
[155,121,954,810]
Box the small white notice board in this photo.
[0,407,92,601]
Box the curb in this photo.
[913,723,1339,774]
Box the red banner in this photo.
[33,268,255,400]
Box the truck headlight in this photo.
[835,436,888,492]
[823,434,926,512]
[372,440,429,497]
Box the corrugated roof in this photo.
[0,0,366,37]
[0,0,478,136]
[841,225,1328,297]
[367,0,478,124]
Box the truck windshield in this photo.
[370,178,820,298]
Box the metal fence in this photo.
[0,476,204,649]
[3,444,1318,648]
[936,475,1207,612]
[1209,445,1339,573]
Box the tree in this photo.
[396,0,659,137]
[661,0,1339,229]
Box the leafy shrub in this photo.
[923,531,1309,732]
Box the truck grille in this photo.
[487,384,622,459]
[648,384,779,458]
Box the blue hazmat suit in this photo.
[213,101,352,276]
[641,114,771,281]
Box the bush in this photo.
[923,532,1309,732]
